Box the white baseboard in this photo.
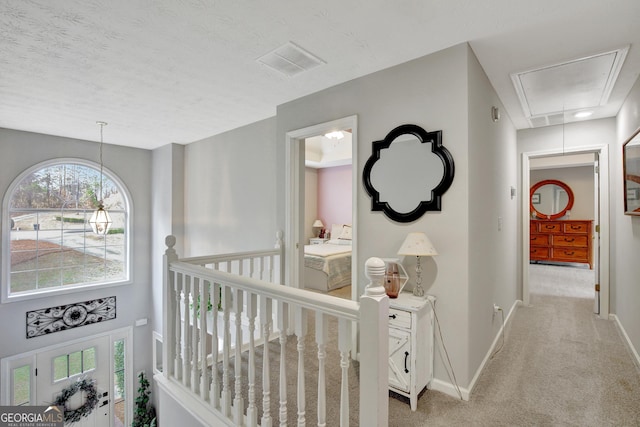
[431,299,522,402]
[610,313,640,368]
[430,378,470,401]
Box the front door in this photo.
[36,336,111,427]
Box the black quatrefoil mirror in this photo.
[363,124,455,223]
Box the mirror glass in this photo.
[530,180,574,219]
[362,124,455,223]
[624,130,640,215]
[370,135,444,214]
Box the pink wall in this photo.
[317,165,352,234]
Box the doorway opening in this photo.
[522,145,610,319]
[285,115,358,302]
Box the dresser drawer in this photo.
[388,308,411,329]
[563,222,590,234]
[552,235,588,247]
[530,234,549,246]
[551,247,589,262]
[530,246,550,259]
[538,222,562,233]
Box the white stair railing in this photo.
[159,234,389,427]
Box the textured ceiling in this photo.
[1,1,640,149]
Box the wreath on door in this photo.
[52,378,99,423]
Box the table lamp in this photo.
[312,219,324,237]
[398,232,438,297]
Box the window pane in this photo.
[8,162,128,296]
[68,351,82,377]
[12,365,30,406]
[83,347,96,372]
[37,267,62,289]
[53,355,68,381]
[9,271,37,293]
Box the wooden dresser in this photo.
[530,220,593,269]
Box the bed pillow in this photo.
[338,224,352,240]
[328,239,352,246]
[330,224,343,240]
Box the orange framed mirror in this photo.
[530,179,574,220]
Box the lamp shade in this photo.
[312,219,324,228]
[397,232,438,256]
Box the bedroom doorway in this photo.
[285,115,358,302]
[522,145,609,319]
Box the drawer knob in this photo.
[389,314,397,319]
[565,237,575,242]
[565,251,575,255]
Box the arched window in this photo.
[3,160,130,302]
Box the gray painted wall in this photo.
[614,75,640,359]
[466,47,519,381]
[0,128,153,375]
[183,117,278,257]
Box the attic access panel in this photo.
[511,47,628,124]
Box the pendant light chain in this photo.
[99,122,105,203]
[90,121,112,235]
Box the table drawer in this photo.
[388,308,411,329]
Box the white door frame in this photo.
[521,144,610,319]
[285,115,358,299]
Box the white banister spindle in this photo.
[275,230,284,285]
[338,318,352,427]
[233,288,245,425]
[277,300,289,427]
[210,282,220,409]
[221,286,232,417]
[260,296,273,427]
[246,292,258,427]
[316,313,328,427]
[174,272,183,381]
[163,236,178,379]
[183,275,192,388]
[200,280,210,400]
[295,307,308,427]
[359,257,390,427]
[191,278,200,393]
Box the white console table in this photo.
[388,292,435,411]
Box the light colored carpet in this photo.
[529,263,595,299]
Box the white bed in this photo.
[304,242,352,291]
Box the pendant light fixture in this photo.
[89,121,112,235]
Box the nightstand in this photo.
[309,238,328,245]
[388,292,435,411]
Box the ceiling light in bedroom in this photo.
[324,131,344,140]
[89,121,113,235]
[398,232,438,297]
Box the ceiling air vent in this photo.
[257,42,326,77]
